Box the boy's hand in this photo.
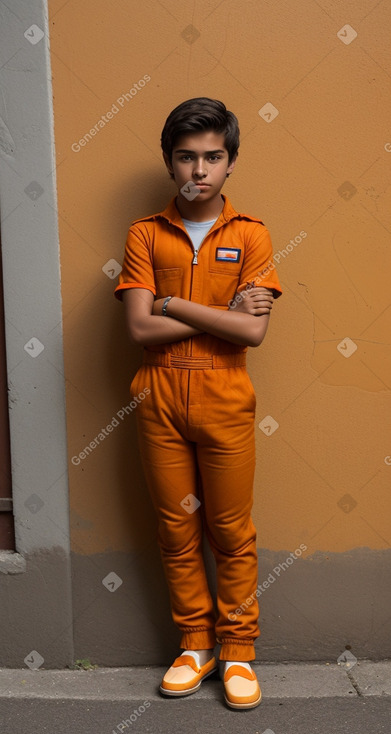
[229,286,274,315]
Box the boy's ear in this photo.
[227,153,238,176]
[163,152,174,175]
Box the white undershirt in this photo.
[181,217,217,255]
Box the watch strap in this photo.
[162,296,172,316]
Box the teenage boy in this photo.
[114,97,282,709]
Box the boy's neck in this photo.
[175,192,224,222]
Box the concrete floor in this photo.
[0,660,390,734]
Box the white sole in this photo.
[224,691,262,709]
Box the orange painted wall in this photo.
[48,0,391,557]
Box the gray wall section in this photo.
[0,1,73,666]
[71,542,391,666]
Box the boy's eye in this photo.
[179,155,222,162]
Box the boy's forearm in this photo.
[130,313,203,345]
[164,297,265,347]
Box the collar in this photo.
[131,194,264,227]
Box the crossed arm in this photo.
[122,286,274,348]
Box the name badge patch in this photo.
[215,247,241,263]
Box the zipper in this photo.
[191,228,214,265]
[166,217,227,359]
[168,215,225,265]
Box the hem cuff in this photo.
[179,628,217,650]
[217,639,256,661]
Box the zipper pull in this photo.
[192,249,198,265]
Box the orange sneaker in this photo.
[159,652,218,696]
[223,664,262,709]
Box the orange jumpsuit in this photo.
[114,194,282,661]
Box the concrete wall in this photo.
[1,0,390,667]
[0,0,73,667]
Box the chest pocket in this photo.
[207,252,242,307]
[154,267,183,299]
[207,271,241,307]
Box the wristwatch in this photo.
[161,295,173,316]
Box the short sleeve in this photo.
[237,224,282,298]
[114,224,156,301]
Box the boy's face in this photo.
[164,131,237,202]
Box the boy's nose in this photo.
[193,158,207,176]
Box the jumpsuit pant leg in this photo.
[131,364,217,652]
[130,361,260,661]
